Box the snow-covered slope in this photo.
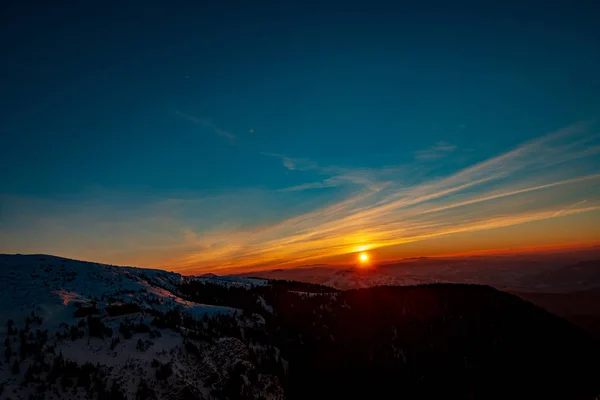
[0,254,282,400]
[0,255,243,333]
[3,254,600,399]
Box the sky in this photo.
[1,1,600,273]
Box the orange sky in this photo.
[1,123,599,274]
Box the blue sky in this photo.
[1,1,599,272]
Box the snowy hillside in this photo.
[2,254,600,399]
[0,255,281,400]
[0,255,241,331]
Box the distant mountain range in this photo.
[233,248,600,293]
[1,254,600,399]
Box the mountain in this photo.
[516,259,600,292]
[512,287,600,338]
[1,254,600,399]
[0,255,281,400]
[263,283,600,400]
[235,250,600,293]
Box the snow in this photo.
[0,254,239,335]
[288,290,337,298]
[0,254,284,400]
[191,274,269,288]
[257,296,274,313]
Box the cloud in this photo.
[279,181,338,192]
[277,169,391,192]
[176,110,236,141]
[2,121,600,273]
[262,153,402,191]
[553,199,588,217]
[414,141,457,160]
[416,175,599,216]
[166,121,599,271]
[260,152,318,171]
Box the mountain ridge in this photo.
[1,254,599,399]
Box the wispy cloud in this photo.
[2,121,599,273]
[278,169,392,192]
[262,153,402,191]
[416,175,599,216]
[279,181,338,192]
[414,141,457,160]
[553,200,588,217]
[176,110,236,141]
[260,153,318,171]
[166,121,600,271]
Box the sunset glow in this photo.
[3,3,600,398]
[2,122,599,274]
[1,5,599,276]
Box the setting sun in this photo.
[359,252,369,262]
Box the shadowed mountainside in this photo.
[257,283,600,399]
[1,254,600,399]
[512,287,600,338]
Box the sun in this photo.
[359,252,369,262]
